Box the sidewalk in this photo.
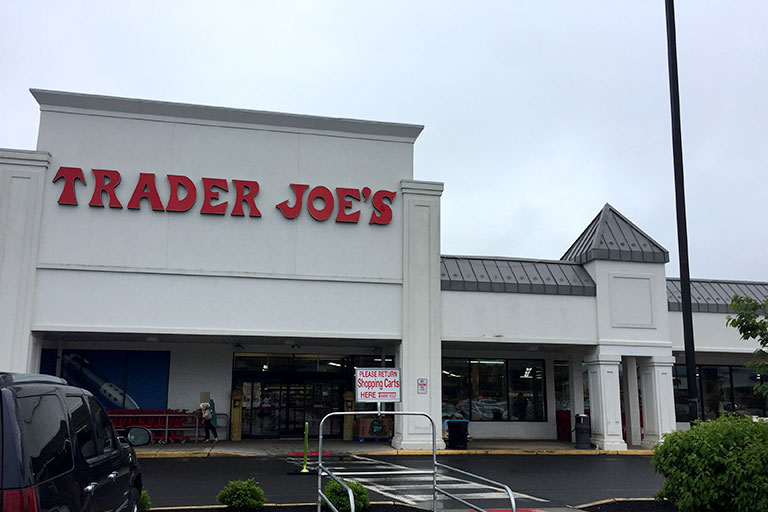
[134,437,652,458]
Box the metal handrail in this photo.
[317,466,356,512]
[315,410,516,512]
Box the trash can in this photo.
[575,414,591,450]
[446,419,469,449]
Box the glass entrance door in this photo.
[285,382,310,436]
[234,353,391,438]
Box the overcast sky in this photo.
[2,1,766,281]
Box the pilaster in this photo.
[638,355,677,448]
[585,353,626,450]
[392,179,445,450]
[0,149,50,372]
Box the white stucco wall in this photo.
[32,269,401,338]
[585,261,671,346]
[669,311,760,354]
[441,291,597,345]
[31,94,416,338]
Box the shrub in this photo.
[322,479,369,512]
[216,478,266,511]
[138,490,152,512]
[652,415,768,512]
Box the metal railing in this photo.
[316,410,516,512]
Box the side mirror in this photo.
[126,426,152,446]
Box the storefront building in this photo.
[1,90,764,450]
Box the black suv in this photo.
[0,373,148,512]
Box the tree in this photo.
[727,295,768,398]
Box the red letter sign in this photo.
[276,184,309,219]
[89,169,123,208]
[127,173,165,211]
[370,190,396,225]
[307,186,334,221]
[200,177,229,215]
[52,167,86,205]
[166,175,197,212]
[335,187,361,223]
[231,180,261,217]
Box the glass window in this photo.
[732,367,767,417]
[88,397,117,456]
[700,366,732,420]
[672,365,693,422]
[509,360,546,422]
[442,358,470,419]
[66,396,97,459]
[554,361,569,411]
[470,359,508,421]
[17,395,73,483]
[352,355,395,369]
[317,356,346,373]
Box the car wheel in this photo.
[127,487,140,512]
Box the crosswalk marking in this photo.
[285,454,550,507]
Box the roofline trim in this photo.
[30,89,424,142]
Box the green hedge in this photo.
[216,477,266,511]
[652,415,768,512]
[322,479,369,512]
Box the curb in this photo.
[136,448,653,459]
[576,497,657,508]
[150,501,404,511]
[358,449,653,456]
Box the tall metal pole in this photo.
[664,0,699,422]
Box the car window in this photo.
[66,395,98,460]
[87,397,117,456]
[17,394,73,483]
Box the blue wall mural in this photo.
[41,349,170,411]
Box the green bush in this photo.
[322,479,369,512]
[139,490,152,512]
[216,478,266,511]
[652,415,768,512]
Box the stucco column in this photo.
[621,356,642,447]
[392,179,445,450]
[638,355,676,448]
[585,353,626,450]
[0,150,49,372]
[568,354,585,439]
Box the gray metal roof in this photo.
[441,256,596,296]
[562,204,669,264]
[667,279,768,313]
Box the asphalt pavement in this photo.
[140,453,663,511]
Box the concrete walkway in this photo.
[134,438,652,458]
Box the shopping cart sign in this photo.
[355,368,401,403]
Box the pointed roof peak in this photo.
[562,204,669,264]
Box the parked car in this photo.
[0,373,151,512]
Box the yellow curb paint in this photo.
[137,447,653,459]
[150,506,227,510]
[208,451,252,457]
[576,497,657,508]
[152,501,401,511]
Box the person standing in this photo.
[200,399,218,442]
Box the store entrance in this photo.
[234,354,359,438]
[233,353,395,438]
[238,375,347,438]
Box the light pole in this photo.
[664,0,700,423]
